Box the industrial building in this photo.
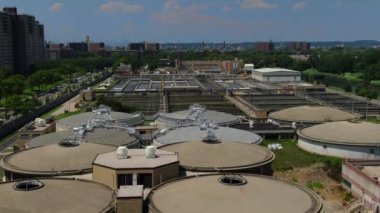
[93,147,179,189]
[27,127,139,148]
[147,174,324,213]
[176,59,243,74]
[0,142,115,180]
[159,140,274,174]
[269,105,358,126]
[156,104,240,128]
[0,178,115,213]
[297,121,380,159]
[154,126,262,145]
[251,68,301,83]
[342,159,380,212]
[56,107,144,131]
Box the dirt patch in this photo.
[274,163,353,207]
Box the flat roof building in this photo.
[148,174,324,213]
[252,67,301,83]
[342,160,380,212]
[0,143,115,180]
[0,178,115,213]
[298,121,380,159]
[93,148,179,189]
[18,118,56,143]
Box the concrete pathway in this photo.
[52,94,81,116]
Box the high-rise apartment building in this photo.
[0,7,45,75]
[289,42,310,53]
[0,10,14,70]
[255,40,274,52]
[128,42,160,52]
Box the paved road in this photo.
[52,94,81,116]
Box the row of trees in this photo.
[310,48,380,81]
[0,56,113,116]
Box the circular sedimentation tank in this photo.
[148,174,324,213]
[56,111,144,131]
[154,126,262,145]
[0,178,114,213]
[27,128,139,148]
[159,140,274,174]
[156,109,240,128]
[269,105,358,125]
[297,121,380,159]
[0,143,115,180]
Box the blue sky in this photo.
[1,0,380,44]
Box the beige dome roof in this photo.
[269,106,358,123]
[298,121,380,146]
[0,143,115,176]
[149,174,323,213]
[159,141,274,172]
[0,178,114,213]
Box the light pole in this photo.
[365,99,368,120]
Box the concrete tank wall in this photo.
[298,137,380,159]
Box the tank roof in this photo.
[159,141,274,172]
[155,126,262,145]
[57,111,141,127]
[0,178,114,213]
[27,128,138,148]
[93,149,179,169]
[158,109,240,125]
[0,143,115,176]
[148,174,323,213]
[298,121,380,146]
[269,105,358,123]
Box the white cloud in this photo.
[100,1,143,13]
[164,0,180,10]
[154,1,210,25]
[49,2,63,12]
[293,1,306,10]
[240,0,278,9]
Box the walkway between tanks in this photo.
[224,95,261,119]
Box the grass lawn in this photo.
[54,109,84,120]
[365,117,380,124]
[370,80,380,86]
[40,105,63,119]
[261,140,342,173]
[342,72,363,82]
[303,68,320,75]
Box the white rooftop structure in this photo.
[252,67,301,83]
[243,64,255,72]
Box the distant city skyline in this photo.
[1,0,380,44]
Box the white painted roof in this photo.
[254,67,300,73]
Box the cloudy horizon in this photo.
[1,0,379,44]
